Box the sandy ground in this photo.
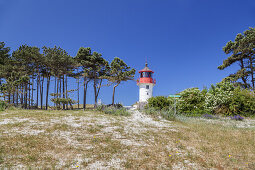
[0,107,254,169]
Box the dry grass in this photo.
[0,108,254,169]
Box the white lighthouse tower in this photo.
[137,62,156,103]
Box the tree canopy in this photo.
[107,57,136,105]
[0,43,135,110]
[218,27,255,90]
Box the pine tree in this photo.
[218,27,255,90]
[107,57,135,105]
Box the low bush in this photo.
[144,107,176,121]
[0,101,7,111]
[147,96,170,110]
[205,81,235,115]
[144,107,159,116]
[145,81,254,117]
[160,109,176,121]
[230,88,255,116]
[176,88,207,114]
[103,107,130,116]
[97,104,130,116]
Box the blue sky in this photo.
[1,0,255,105]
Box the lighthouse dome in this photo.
[138,62,154,73]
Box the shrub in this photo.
[177,88,207,114]
[0,101,7,111]
[103,107,130,116]
[160,109,176,121]
[205,81,235,115]
[147,96,170,110]
[143,107,159,115]
[97,104,130,116]
[143,107,176,121]
[205,81,255,116]
[230,88,255,116]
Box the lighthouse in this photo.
[137,62,156,103]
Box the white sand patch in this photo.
[11,127,44,135]
[0,118,30,125]
[129,107,174,128]
[87,161,107,170]
[172,162,186,170]
[0,112,9,116]
[120,138,147,146]
[101,126,119,133]
[107,158,123,169]
[0,118,13,125]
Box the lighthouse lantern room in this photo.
[137,62,156,102]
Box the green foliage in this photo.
[218,27,255,89]
[144,107,160,115]
[103,108,130,116]
[147,81,255,117]
[0,100,7,111]
[75,47,109,107]
[230,88,255,116]
[205,81,235,115]
[143,107,176,121]
[147,96,170,110]
[0,42,10,65]
[107,57,136,105]
[160,109,177,121]
[108,57,136,83]
[97,105,130,116]
[177,88,207,114]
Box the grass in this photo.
[0,109,254,169]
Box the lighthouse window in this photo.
[141,72,152,78]
[146,85,149,89]
[147,93,149,95]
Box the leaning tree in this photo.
[218,27,255,90]
[107,57,135,105]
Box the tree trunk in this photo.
[112,84,119,105]
[28,81,31,109]
[31,78,34,107]
[63,75,65,110]
[78,77,80,109]
[240,59,248,88]
[60,76,62,108]
[25,82,28,109]
[40,77,44,109]
[21,84,23,106]
[8,91,10,104]
[54,76,56,107]
[65,75,68,110]
[46,76,50,110]
[57,77,59,108]
[37,75,40,108]
[249,56,255,90]
[93,79,97,108]
[94,79,102,108]
[16,85,18,106]
[12,91,15,104]
[23,84,26,108]
[83,76,86,110]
